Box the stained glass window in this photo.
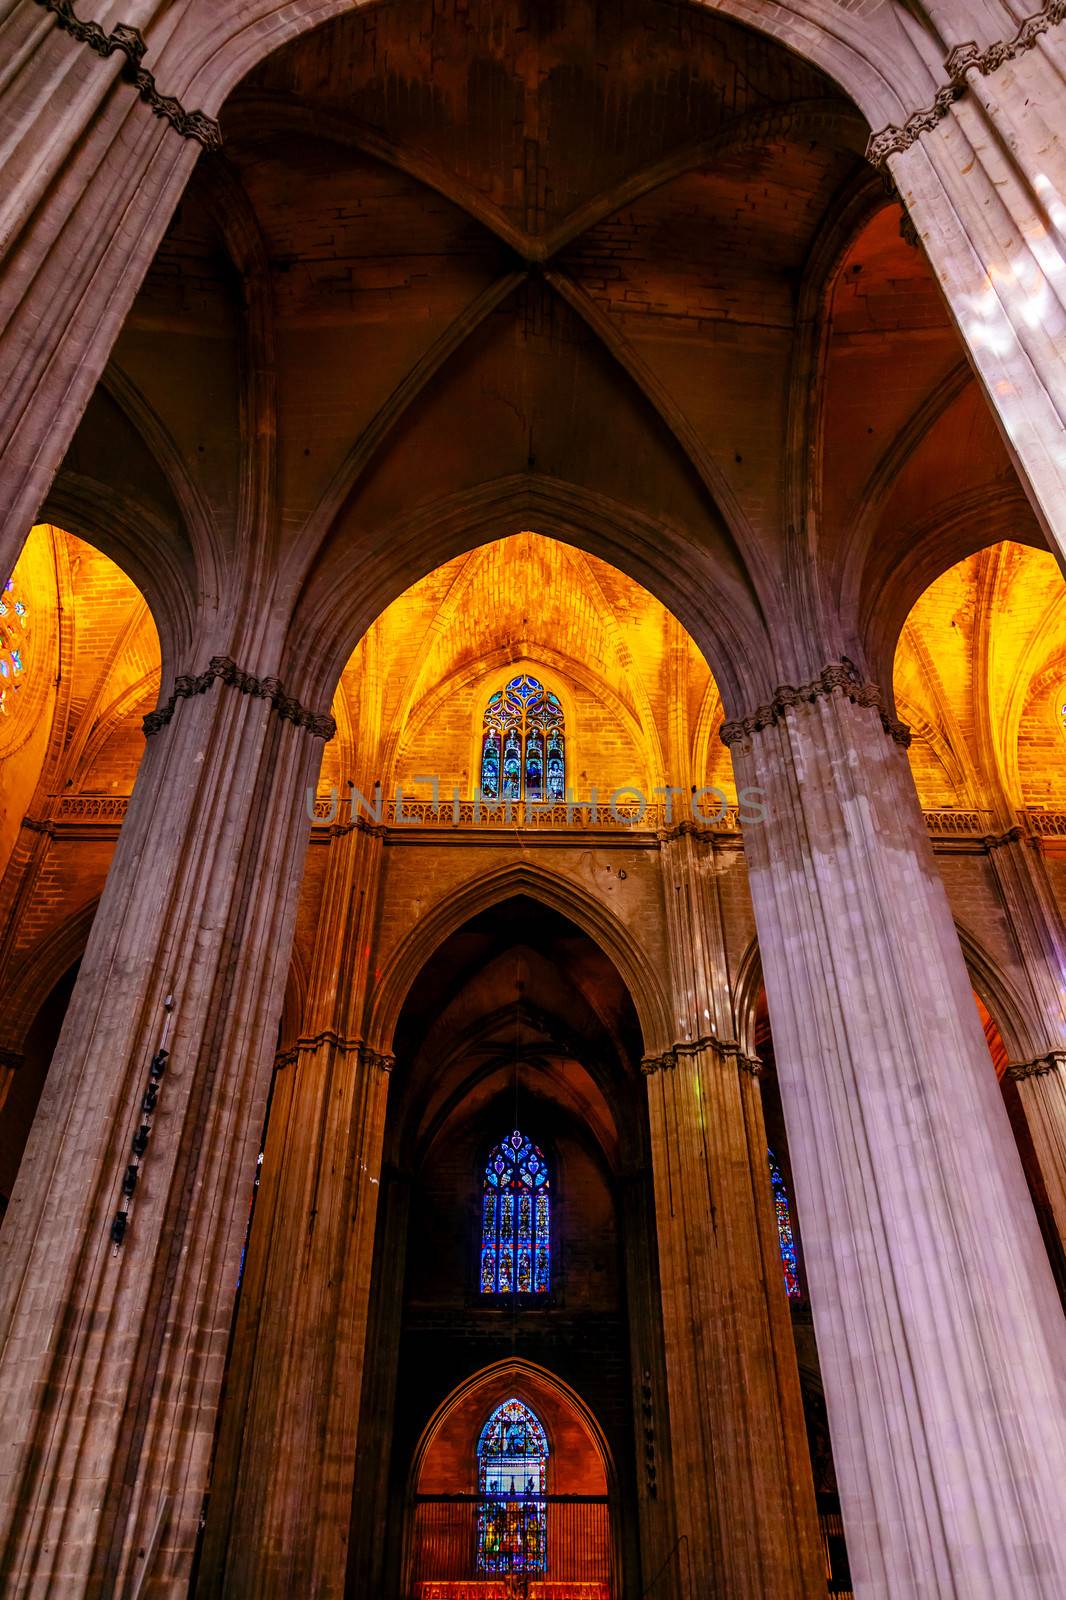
[480,675,565,803]
[477,1398,549,1575]
[0,576,28,716]
[480,1129,551,1295]
[769,1149,800,1299]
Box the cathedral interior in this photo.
[1,1,1066,1597]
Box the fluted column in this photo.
[877,25,1066,566]
[0,659,332,1597]
[723,662,1066,1598]
[642,828,824,1600]
[0,2,221,580]
[197,818,390,1599]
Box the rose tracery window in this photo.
[480,674,565,803]
[480,1129,551,1295]
[477,1398,549,1575]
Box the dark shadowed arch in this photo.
[366,860,673,1061]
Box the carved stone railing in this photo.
[314,797,676,831]
[55,794,133,821]
[922,808,995,836]
[1020,810,1066,837]
[321,799,1003,838]
[30,795,1062,845]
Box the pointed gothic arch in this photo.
[365,859,674,1063]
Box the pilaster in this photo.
[1006,1050,1066,1262]
[984,826,1066,1053]
[641,829,825,1600]
[985,827,1066,1252]
[197,818,390,1597]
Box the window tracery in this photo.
[480,1129,551,1295]
[477,1398,549,1575]
[480,674,565,803]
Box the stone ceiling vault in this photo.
[54,0,1053,716]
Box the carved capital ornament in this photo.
[719,659,911,749]
[143,657,336,741]
[641,1035,762,1077]
[276,1032,396,1073]
[867,3,1066,167]
[33,0,222,149]
[1005,1049,1066,1082]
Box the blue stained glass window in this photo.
[0,574,28,713]
[481,728,501,797]
[525,728,545,800]
[769,1149,800,1299]
[479,674,565,803]
[546,725,564,800]
[502,728,522,800]
[480,1129,551,1295]
[477,1398,549,1575]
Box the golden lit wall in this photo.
[324,530,730,805]
[0,525,160,959]
[0,530,60,871]
[894,540,1066,815]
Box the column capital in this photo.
[20,815,55,837]
[866,2,1066,167]
[144,656,336,741]
[1005,1049,1066,1082]
[315,813,387,840]
[981,824,1026,851]
[276,1032,395,1074]
[657,818,723,845]
[641,1035,761,1076]
[719,659,910,749]
[32,0,222,149]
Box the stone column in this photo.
[723,662,1066,1598]
[986,827,1066,1253]
[641,827,825,1600]
[0,657,332,1597]
[876,30,1066,567]
[616,1159,681,1600]
[197,818,391,1599]
[985,828,1066,1052]
[1006,1051,1066,1266]
[0,3,216,581]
